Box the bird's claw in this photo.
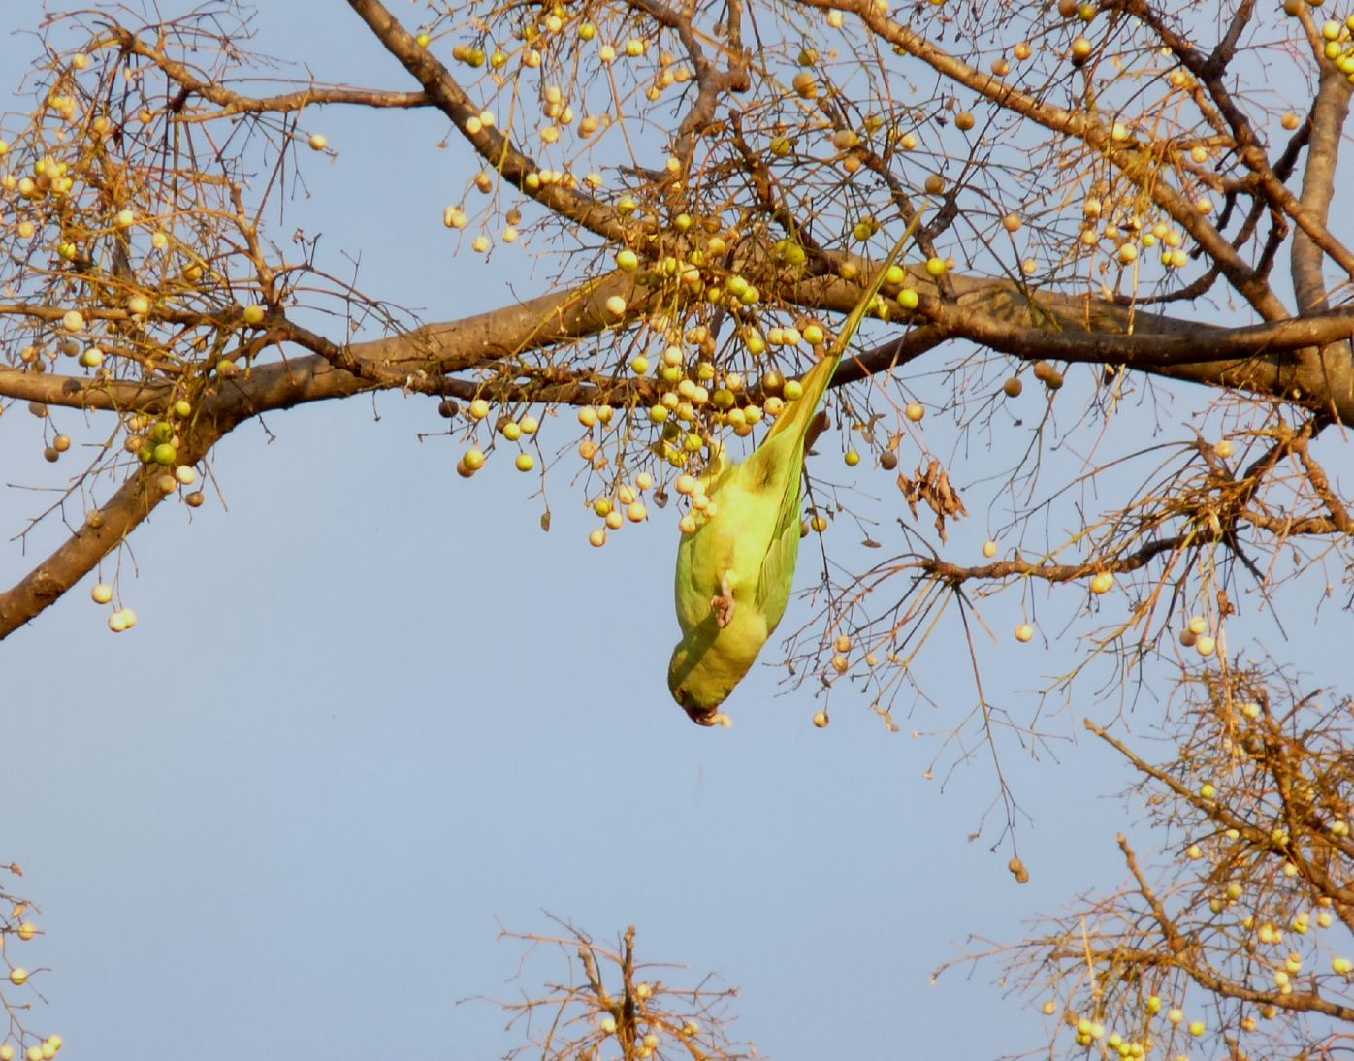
[711,572,735,628]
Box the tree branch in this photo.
[107,28,432,117]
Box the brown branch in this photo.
[0,368,171,412]
[1115,834,1186,955]
[108,28,432,117]
[790,267,1354,418]
[1292,435,1353,534]
[1085,719,1354,907]
[832,324,952,386]
[625,0,748,171]
[915,534,1186,587]
[1291,69,1354,392]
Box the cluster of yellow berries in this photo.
[2,909,64,1061]
[430,0,695,175]
[1063,995,1207,1052]
[0,1036,63,1061]
[591,982,700,1056]
[1177,615,1217,658]
[1,83,179,284]
[817,633,885,695]
[586,472,654,547]
[1077,198,1191,271]
[113,409,204,500]
[436,280,846,528]
[456,405,540,478]
[1285,6,1354,83]
[1317,14,1354,80]
[88,580,136,631]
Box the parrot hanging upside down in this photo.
[667,218,924,725]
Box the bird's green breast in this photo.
[670,464,804,712]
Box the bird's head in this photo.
[667,642,725,726]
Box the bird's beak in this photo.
[676,689,722,727]
[683,704,731,728]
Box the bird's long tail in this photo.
[766,212,927,444]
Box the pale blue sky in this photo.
[1,3,1347,1058]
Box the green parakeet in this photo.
[667,222,923,725]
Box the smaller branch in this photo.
[626,0,748,171]
[1115,834,1185,954]
[1292,434,1353,534]
[107,29,432,117]
[915,534,1185,587]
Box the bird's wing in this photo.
[750,215,929,624]
[753,445,804,632]
[748,364,832,621]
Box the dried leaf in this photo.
[898,458,968,541]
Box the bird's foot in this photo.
[711,572,735,628]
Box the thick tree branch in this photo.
[791,269,1354,420]
[1292,72,1353,316]
[4,242,1351,639]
